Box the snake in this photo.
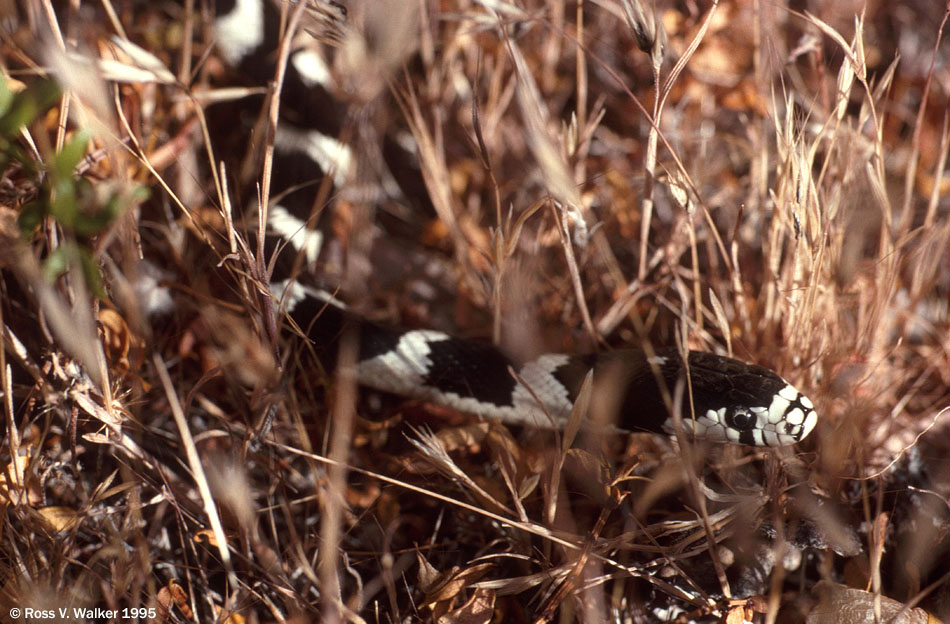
[210,1,818,448]
[278,284,818,447]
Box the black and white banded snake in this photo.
[211,0,818,449]
[278,284,817,447]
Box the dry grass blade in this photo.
[100,36,177,84]
[152,353,238,591]
[301,0,349,45]
[407,425,517,517]
[562,369,592,453]
[803,11,867,80]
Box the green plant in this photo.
[2,76,146,295]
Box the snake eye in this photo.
[727,409,755,431]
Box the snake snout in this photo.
[764,384,818,446]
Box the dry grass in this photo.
[1,0,949,622]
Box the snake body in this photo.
[212,1,818,448]
[284,289,817,447]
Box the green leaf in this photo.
[17,201,47,235]
[0,78,12,118]
[130,185,151,204]
[77,248,106,297]
[52,130,91,179]
[42,248,70,282]
[74,210,117,239]
[0,138,34,175]
[40,245,105,297]
[49,178,79,230]
[0,78,61,138]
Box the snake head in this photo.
[696,384,818,446]
[672,353,819,447]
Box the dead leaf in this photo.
[438,587,495,624]
[98,307,132,369]
[37,506,81,532]
[157,579,193,619]
[425,563,495,609]
[0,451,41,507]
[193,529,220,547]
[808,582,941,624]
[724,603,756,624]
[417,550,442,593]
[213,604,247,624]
